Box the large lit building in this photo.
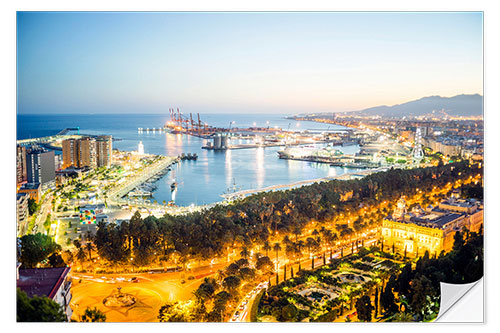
[62,139,79,168]
[79,137,97,168]
[17,267,73,320]
[16,193,29,236]
[26,147,55,185]
[18,182,42,203]
[96,135,112,167]
[381,196,483,257]
[62,136,111,169]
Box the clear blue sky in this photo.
[17,12,483,114]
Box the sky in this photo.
[17,12,483,114]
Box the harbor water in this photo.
[18,113,362,206]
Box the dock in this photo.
[202,140,332,150]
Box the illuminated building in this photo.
[79,137,97,168]
[96,135,112,167]
[62,139,79,168]
[63,136,111,169]
[26,147,55,185]
[16,145,27,187]
[16,193,29,236]
[381,196,483,256]
[18,183,42,203]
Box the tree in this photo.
[281,304,298,322]
[194,278,216,301]
[17,288,67,322]
[47,253,66,268]
[262,241,271,257]
[355,295,374,322]
[77,247,87,263]
[273,242,281,265]
[80,307,106,322]
[222,275,241,291]
[27,198,39,215]
[239,267,256,281]
[256,256,274,272]
[409,275,434,315]
[239,246,250,259]
[85,241,94,261]
[19,233,61,268]
[380,284,398,313]
[452,230,465,252]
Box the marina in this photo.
[18,113,364,207]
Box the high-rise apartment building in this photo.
[16,145,27,186]
[79,137,97,168]
[62,139,79,168]
[26,147,55,184]
[62,136,112,169]
[16,193,29,236]
[96,135,112,167]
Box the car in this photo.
[239,305,245,311]
[130,277,139,283]
[234,311,240,317]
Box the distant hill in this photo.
[349,94,483,117]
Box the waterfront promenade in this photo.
[221,167,390,201]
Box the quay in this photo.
[202,140,332,150]
[107,156,179,200]
[221,167,390,201]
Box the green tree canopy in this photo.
[80,307,106,322]
[355,295,374,322]
[17,288,67,322]
[19,233,61,268]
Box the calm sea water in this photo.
[17,113,361,206]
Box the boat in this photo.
[171,181,177,191]
[128,190,152,197]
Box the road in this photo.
[34,192,53,234]
[69,260,228,322]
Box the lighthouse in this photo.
[138,141,144,155]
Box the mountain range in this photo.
[345,94,483,117]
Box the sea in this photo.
[17,113,362,206]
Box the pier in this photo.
[107,156,179,200]
[202,139,332,150]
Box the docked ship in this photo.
[277,145,345,162]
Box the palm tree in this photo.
[81,307,106,322]
[240,246,250,259]
[272,242,281,265]
[306,237,317,258]
[77,247,86,263]
[262,241,271,257]
[292,226,302,242]
[85,241,94,261]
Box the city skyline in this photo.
[17,12,482,115]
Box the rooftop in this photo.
[386,211,465,229]
[17,267,71,299]
[439,199,478,208]
[19,183,41,190]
